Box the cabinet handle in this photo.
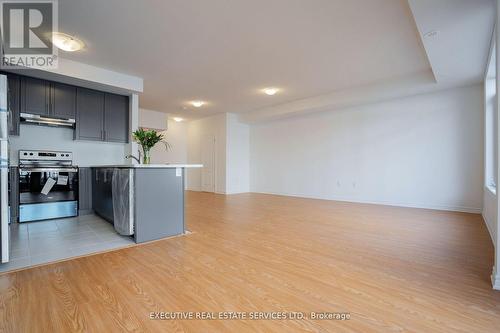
[7,84,12,131]
[46,85,50,113]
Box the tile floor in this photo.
[1,214,135,273]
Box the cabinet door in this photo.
[104,93,129,143]
[51,82,76,119]
[7,74,20,136]
[75,87,104,141]
[91,168,114,222]
[78,167,93,214]
[91,169,101,214]
[9,167,19,223]
[20,77,50,116]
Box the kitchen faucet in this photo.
[125,151,141,164]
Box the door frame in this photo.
[201,135,216,193]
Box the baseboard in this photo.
[482,212,496,246]
[186,188,227,195]
[186,188,482,214]
[251,191,482,214]
[492,268,500,290]
[225,191,251,195]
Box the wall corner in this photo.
[492,267,500,290]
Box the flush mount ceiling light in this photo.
[263,87,279,96]
[52,32,85,52]
[190,101,205,108]
[173,117,183,122]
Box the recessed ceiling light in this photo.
[52,32,85,52]
[191,101,205,108]
[263,88,279,96]
[173,117,183,122]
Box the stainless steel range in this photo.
[18,150,78,222]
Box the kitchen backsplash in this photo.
[9,125,127,166]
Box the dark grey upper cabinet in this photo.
[104,93,129,143]
[12,73,129,143]
[7,74,20,136]
[20,77,50,116]
[75,91,129,143]
[76,88,105,141]
[51,82,76,119]
[19,77,76,119]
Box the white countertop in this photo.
[89,164,203,168]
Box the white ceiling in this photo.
[58,0,434,119]
[241,0,495,123]
[408,0,495,84]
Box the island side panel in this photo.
[134,168,185,243]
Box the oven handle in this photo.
[19,167,79,173]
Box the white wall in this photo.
[10,125,127,166]
[484,38,497,246]
[484,190,497,246]
[492,0,500,290]
[139,108,168,131]
[250,85,484,213]
[226,114,250,194]
[149,121,188,164]
[137,109,187,164]
[187,113,226,193]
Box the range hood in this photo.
[20,113,76,128]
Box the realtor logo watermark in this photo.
[0,0,58,69]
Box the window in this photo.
[485,41,497,192]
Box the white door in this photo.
[201,135,215,193]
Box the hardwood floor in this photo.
[0,191,499,332]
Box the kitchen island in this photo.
[90,164,202,243]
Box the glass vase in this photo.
[143,148,151,164]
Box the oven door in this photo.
[18,167,79,222]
